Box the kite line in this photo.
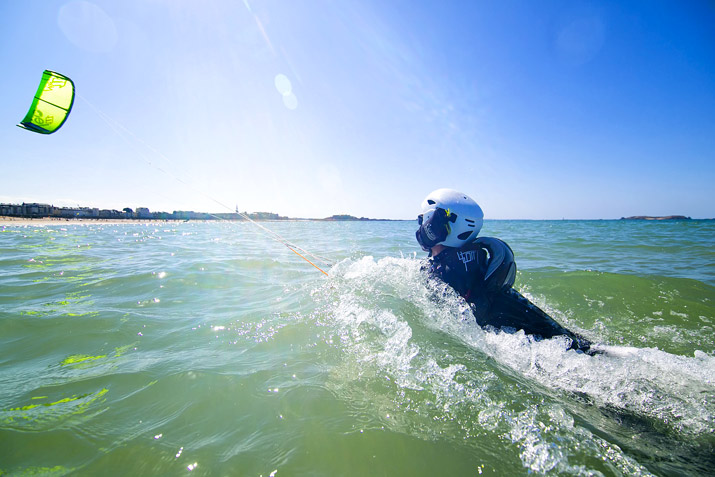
[77,93,333,276]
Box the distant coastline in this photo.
[1,202,708,223]
[0,202,395,222]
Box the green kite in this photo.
[18,70,75,134]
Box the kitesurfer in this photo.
[416,188,592,353]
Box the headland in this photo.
[619,216,692,220]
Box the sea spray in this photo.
[315,254,715,475]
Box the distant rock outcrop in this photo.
[620,215,691,220]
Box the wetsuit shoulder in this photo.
[425,243,486,300]
[473,237,517,294]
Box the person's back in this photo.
[416,188,592,353]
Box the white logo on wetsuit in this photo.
[456,250,476,271]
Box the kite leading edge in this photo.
[17,70,75,135]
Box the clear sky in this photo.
[1,0,713,219]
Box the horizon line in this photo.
[0,201,710,221]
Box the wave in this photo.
[315,256,715,475]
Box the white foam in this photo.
[318,256,714,473]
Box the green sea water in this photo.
[1,219,713,476]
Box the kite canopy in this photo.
[18,70,75,134]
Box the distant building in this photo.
[136,207,151,219]
[54,207,97,218]
[99,209,123,219]
[0,202,56,217]
[0,203,23,216]
[172,210,208,220]
[22,203,54,217]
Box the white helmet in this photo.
[416,188,483,250]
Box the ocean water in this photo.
[1,219,713,476]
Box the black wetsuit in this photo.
[424,237,592,352]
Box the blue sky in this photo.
[1,0,713,219]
